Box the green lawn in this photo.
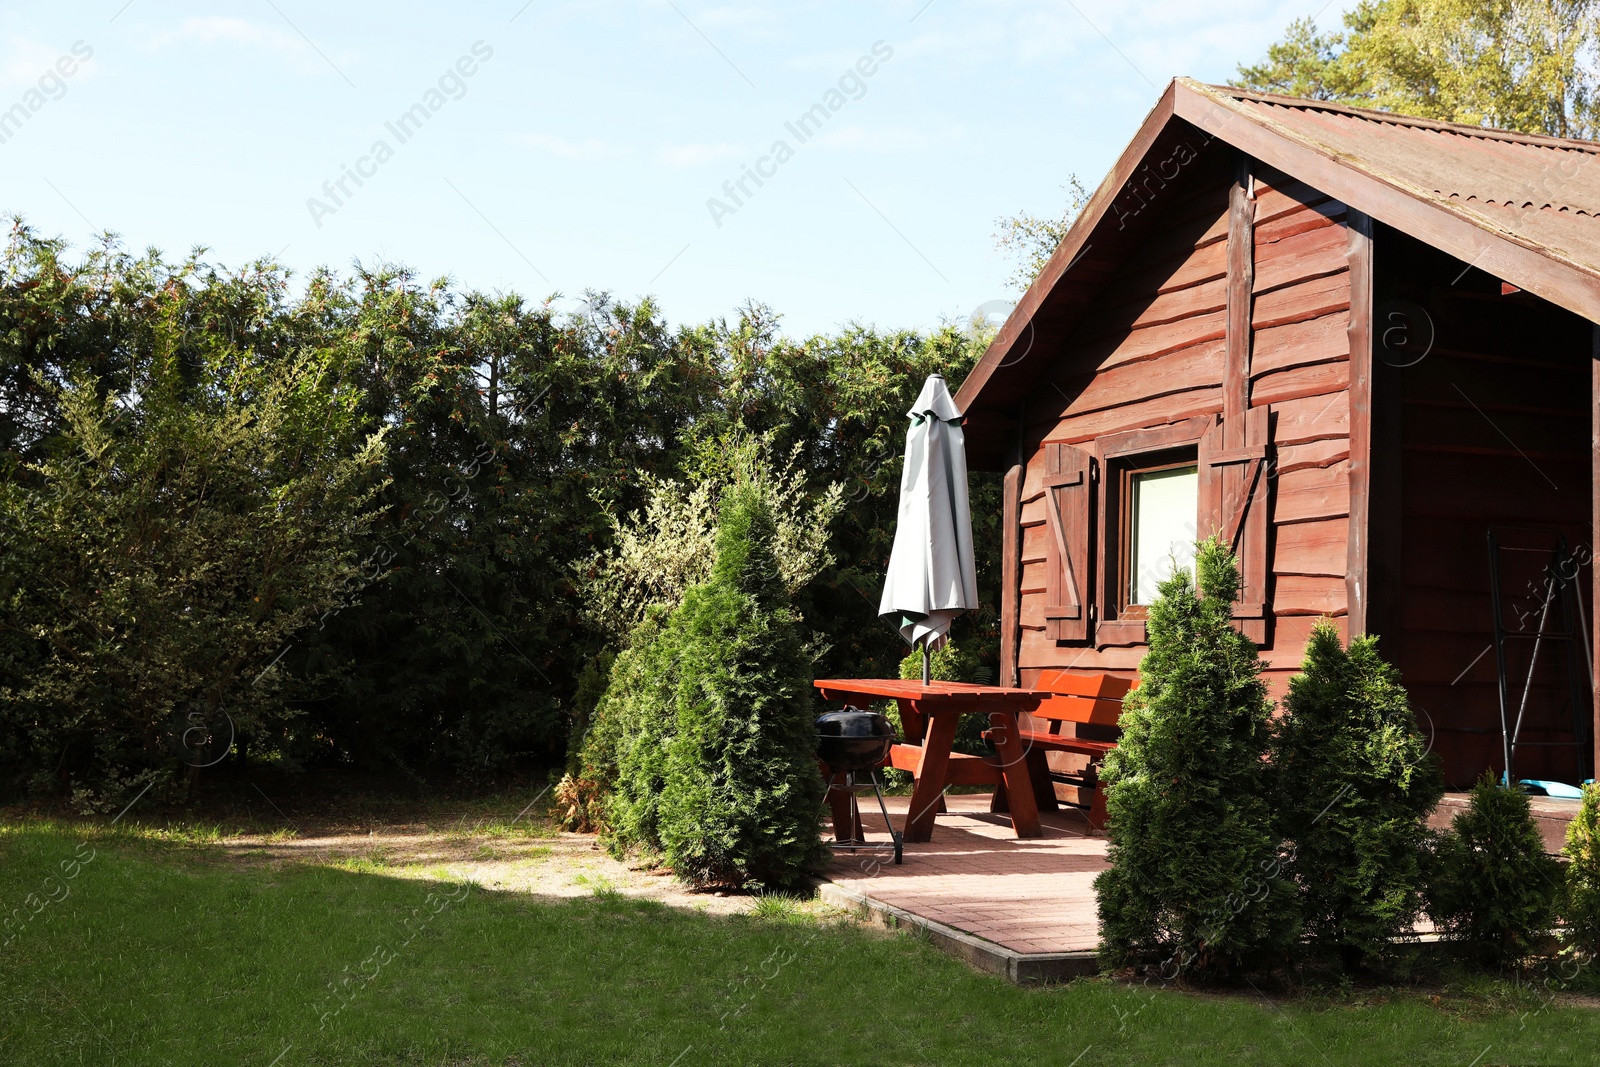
[2,819,1596,1066]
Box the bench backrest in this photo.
[1030,670,1136,728]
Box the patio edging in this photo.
[813,877,1100,984]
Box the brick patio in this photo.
[821,792,1107,957]
[820,789,1584,980]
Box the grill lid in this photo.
[815,707,897,773]
[815,707,896,739]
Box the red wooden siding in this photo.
[968,86,1600,797]
[1016,162,1354,703]
[1381,233,1594,786]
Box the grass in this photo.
[2,820,1598,1065]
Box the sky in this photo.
[0,1,1357,337]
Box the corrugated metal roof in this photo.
[1192,81,1600,277]
[955,79,1600,468]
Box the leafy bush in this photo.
[551,772,607,834]
[1273,621,1444,969]
[1,219,995,794]
[1560,783,1600,959]
[580,436,843,642]
[1094,538,1295,977]
[0,259,388,804]
[897,640,989,686]
[1428,771,1562,965]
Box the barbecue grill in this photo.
[816,708,903,864]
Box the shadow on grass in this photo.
[1,821,1595,1066]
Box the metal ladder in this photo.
[1487,528,1593,787]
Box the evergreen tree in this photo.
[1274,621,1444,969]
[591,477,830,888]
[586,609,676,851]
[1560,783,1600,959]
[653,483,829,888]
[1428,771,1562,965]
[1095,538,1295,976]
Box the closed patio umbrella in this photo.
[878,373,978,684]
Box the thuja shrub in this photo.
[582,611,673,851]
[1429,771,1562,966]
[1094,538,1295,977]
[1560,783,1600,959]
[652,483,829,888]
[1274,621,1444,970]
[590,480,830,888]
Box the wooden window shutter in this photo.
[1043,442,1094,644]
[1197,408,1272,644]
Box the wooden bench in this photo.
[985,670,1135,833]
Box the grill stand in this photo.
[824,769,903,865]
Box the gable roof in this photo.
[957,77,1600,469]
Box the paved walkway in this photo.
[823,792,1108,955]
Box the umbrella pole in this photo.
[921,642,931,686]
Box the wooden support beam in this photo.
[1346,210,1375,636]
[1222,152,1265,640]
[1224,152,1256,446]
[1367,216,1404,650]
[1592,325,1600,781]
[999,462,1023,688]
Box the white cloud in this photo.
[0,35,92,90]
[695,6,779,31]
[514,133,629,161]
[655,142,743,168]
[892,0,1361,81]
[149,17,327,75]
[813,125,935,153]
[781,44,882,75]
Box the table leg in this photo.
[987,711,1042,838]
[1027,747,1059,813]
[904,713,956,843]
[986,713,1016,826]
[896,699,926,748]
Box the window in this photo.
[1039,411,1271,650]
[1110,449,1198,620]
[1126,463,1199,605]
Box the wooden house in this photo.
[958,79,1600,789]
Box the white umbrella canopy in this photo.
[878,373,978,682]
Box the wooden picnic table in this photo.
[813,679,1049,842]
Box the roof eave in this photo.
[954,80,1179,430]
[958,78,1600,465]
[1176,83,1600,324]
